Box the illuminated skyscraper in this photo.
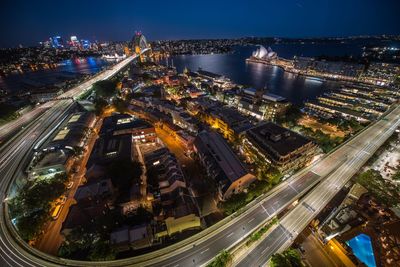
[81,39,90,49]
[50,36,64,48]
[70,36,79,46]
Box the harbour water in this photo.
[0,57,111,93]
[164,45,351,105]
[2,41,396,105]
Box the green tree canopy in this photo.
[207,250,232,267]
[93,80,117,98]
[112,98,128,113]
[277,105,302,127]
[94,98,109,116]
[356,169,400,207]
[9,173,67,241]
[107,159,143,193]
[270,253,292,267]
[270,248,303,267]
[0,103,19,124]
[283,248,302,267]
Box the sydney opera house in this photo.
[251,45,278,61]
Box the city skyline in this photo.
[1,0,400,47]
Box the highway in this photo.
[236,104,400,267]
[0,54,140,267]
[0,102,383,267]
[0,48,397,266]
[0,99,76,267]
[0,54,138,142]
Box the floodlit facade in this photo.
[245,122,317,173]
[194,131,256,200]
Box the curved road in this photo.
[0,54,397,266]
[0,54,140,267]
[236,104,400,267]
[0,54,140,142]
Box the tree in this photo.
[220,192,247,215]
[277,105,302,127]
[0,103,19,124]
[88,240,116,261]
[9,172,68,241]
[356,169,400,207]
[93,80,117,98]
[207,250,232,267]
[112,98,128,113]
[283,248,302,267]
[94,98,108,116]
[16,209,49,241]
[270,253,292,267]
[266,166,282,185]
[73,146,86,156]
[58,212,119,261]
[107,159,143,193]
[248,179,270,199]
[124,205,152,226]
[393,170,400,181]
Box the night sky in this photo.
[1,0,399,47]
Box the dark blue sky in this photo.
[1,0,399,47]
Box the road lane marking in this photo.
[261,204,269,215]
[241,111,400,267]
[360,150,372,155]
[248,218,255,224]
[261,246,270,255]
[201,248,209,254]
[288,183,299,193]
[227,232,234,238]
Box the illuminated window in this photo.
[117,118,134,125]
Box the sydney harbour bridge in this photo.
[132,31,149,55]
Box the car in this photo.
[72,166,80,173]
[59,196,67,204]
[67,181,74,189]
[51,204,63,220]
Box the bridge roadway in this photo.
[0,54,396,266]
[236,104,400,267]
[0,53,141,142]
[0,53,142,266]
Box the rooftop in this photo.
[88,134,133,167]
[34,149,71,169]
[197,69,222,79]
[74,179,113,202]
[246,122,313,158]
[46,112,95,149]
[262,92,286,102]
[62,202,108,232]
[101,113,153,136]
[209,105,253,133]
[195,131,248,183]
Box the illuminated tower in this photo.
[131,31,148,54]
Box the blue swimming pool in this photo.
[346,234,376,267]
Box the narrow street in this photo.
[155,126,220,217]
[298,229,355,267]
[34,119,101,255]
